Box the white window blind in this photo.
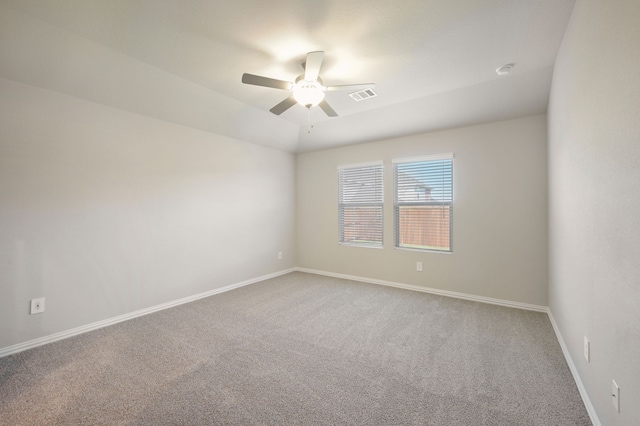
[338,162,384,247]
[393,154,453,252]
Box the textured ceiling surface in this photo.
[0,0,576,152]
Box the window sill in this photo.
[339,243,384,250]
[394,246,452,255]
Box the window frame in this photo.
[393,153,454,253]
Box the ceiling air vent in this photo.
[349,88,377,101]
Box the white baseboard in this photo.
[547,311,600,426]
[1,266,600,426]
[0,268,296,358]
[295,267,548,312]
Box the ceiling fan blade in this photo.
[242,73,292,90]
[270,95,297,115]
[326,83,375,91]
[319,100,338,117]
[304,51,324,82]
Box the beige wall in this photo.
[297,115,548,306]
[0,78,296,350]
[548,1,640,424]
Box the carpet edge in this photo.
[0,268,296,358]
[295,267,548,312]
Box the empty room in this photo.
[1,0,638,425]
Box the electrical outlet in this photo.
[584,336,590,362]
[612,380,620,413]
[30,298,45,315]
[278,251,283,260]
[416,261,423,272]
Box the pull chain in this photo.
[307,107,314,134]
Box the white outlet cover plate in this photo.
[583,336,590,362]
[30,298,45,314]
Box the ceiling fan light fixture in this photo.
[292,81,325,107]
[242,51,373,117]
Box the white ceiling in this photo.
[0,0,576,152]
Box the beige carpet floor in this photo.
[0,272,590,425]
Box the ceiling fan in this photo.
[241,51,375,117]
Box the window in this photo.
[393,154,453,252]
[338,161,384,247]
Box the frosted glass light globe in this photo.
[293,81,325,107]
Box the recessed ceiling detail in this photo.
[0,0,578,152]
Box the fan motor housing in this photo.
[295,75,323,86]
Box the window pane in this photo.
[396,160,453,204]
[339,167,384,204]
[339,205,383,245]
[397,205,451,251]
